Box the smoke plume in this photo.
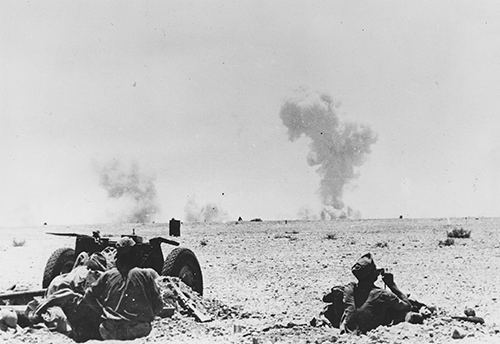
[97,160,159,223]
[280,90,377,218]
[184,197,228,223]
[297,206,319,221]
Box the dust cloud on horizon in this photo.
[184,197,228,223]
[96,160,159,223]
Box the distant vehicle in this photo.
[42,230,203,295]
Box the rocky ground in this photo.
[0,217,499,343]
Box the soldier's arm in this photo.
[384,290,411,312]
[387,284,410,308]
[80,271,107,310]
[382,273,411,310]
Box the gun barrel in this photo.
[0,289,46,300]
[46,232,83,237]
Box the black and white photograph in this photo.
[1,1,499,343]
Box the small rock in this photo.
[464,308,476,317]
[452,328,465,339]
[419,306,432,318]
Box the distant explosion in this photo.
[280,90,377,219]
[184,197,227,223]
[97,160,159,223]
[297,206,318,221]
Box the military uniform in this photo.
[84,267,163,340]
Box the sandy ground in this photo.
[0,217,499,343]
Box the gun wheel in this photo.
[42,247,75,288]
[162,248,203,295]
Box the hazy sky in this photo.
[2,1,500,225]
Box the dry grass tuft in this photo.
[324,233,337,240]
[439,238,455,246]
[274,234,297,241]
[374,241,388,248]
[12,238,26,247]
[447,227,471,239]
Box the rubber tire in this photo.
[162,248,203,295]
[42,247,76,288]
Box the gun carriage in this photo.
[42,230,203,295]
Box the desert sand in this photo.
[0,217,499,343]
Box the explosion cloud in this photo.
[97,160,159,223]
[280,90,377,218]
[297,206,319,221]
[184,197,228,223]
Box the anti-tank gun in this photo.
[42,230,203,295]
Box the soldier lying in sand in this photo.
[27,251,111,340]
[315,253,430,333]
[81,237,163,340]
[46,251,108,296]
[28,237,163,341]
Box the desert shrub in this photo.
[447,227,471,238]
[374,241,388,248]
[274,234,297,241]
[285,230,299,234]
[324,233,337,240]
[439,238,455,246]
[200,239,208,247]
[12,238,26,247]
